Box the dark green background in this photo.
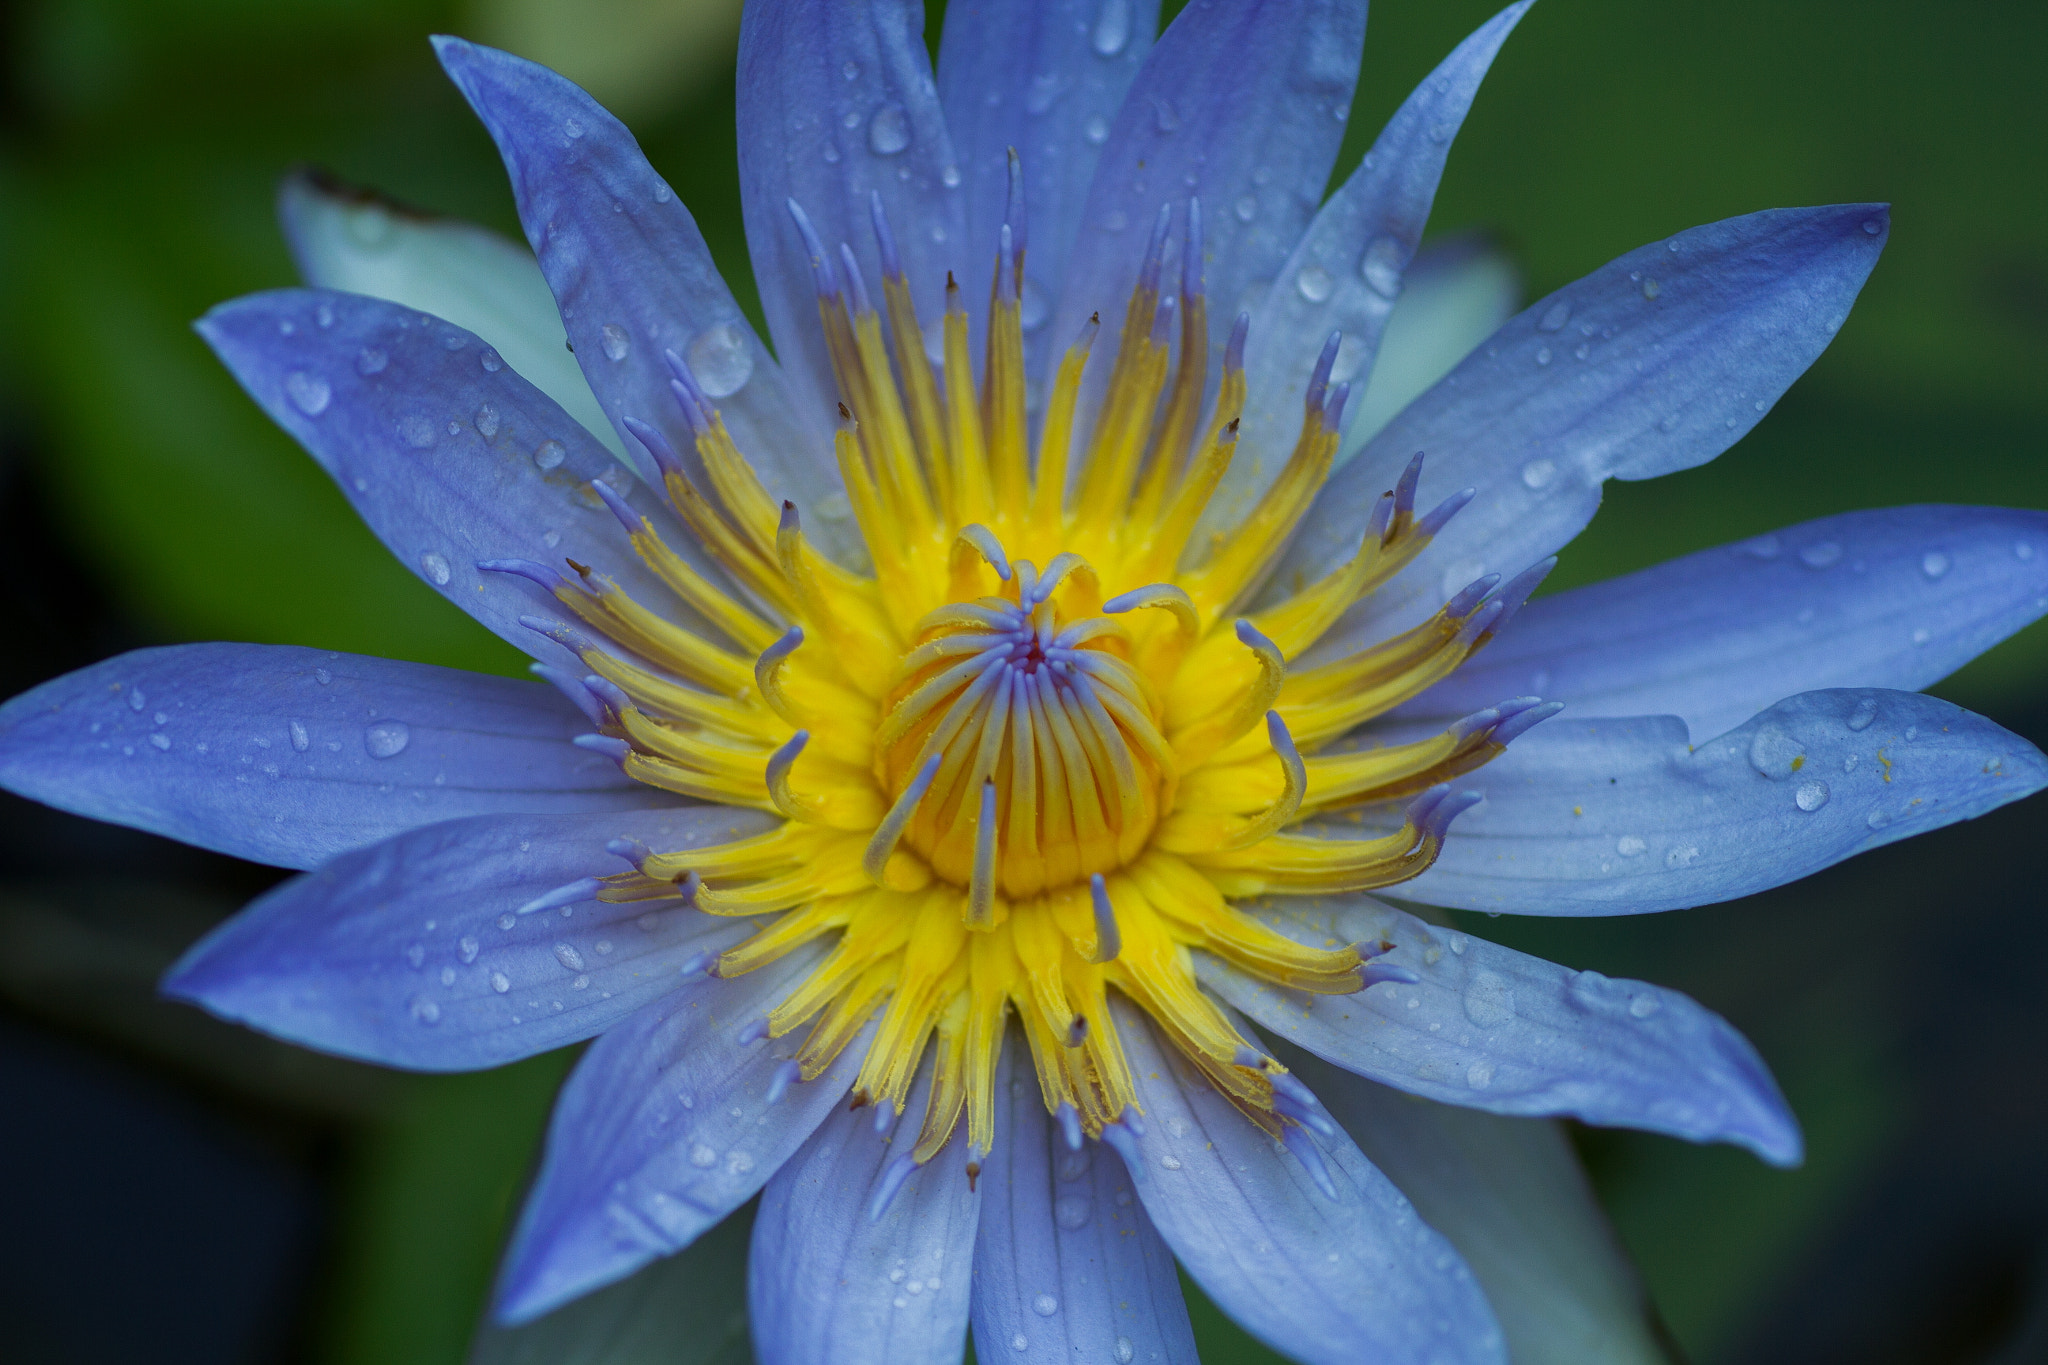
[1,1,2043,1362]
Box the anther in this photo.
[863,752,943,883]
[518,613,601,656]
[868,1153,921,1222]
[1136,203,1172,292]
[1084,873,1122,964]
[1224,311,1249,372]
[764,731,811,820]
[1487,558,1558,637]
[1417,486,1478,539]
[967,780,999,928]
[996,224,1018,303]
[1103,582,1200,637]
[1098,1121,1143,1175]
[1393,452,1426,520]
[582,674,631,719]
[1445,573,1503,618]
[516,876,601,916]
[1361,962,1422,988]
[573,733,634,763]
[1323,380,1351,431]
[1492,699,1564,745]
[953,524,1012,581]
[1182,197,1204,300]
[605,837,654,871]
[1064,1014,1089,1048]
[1216,712,1306,850]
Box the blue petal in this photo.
[276,169,625,462]
[935,0,1160,380]
[1281,1053,1674,1365]
[735,0,969,425]
[0,644,654,870]
[1284,205,1892,647]
[164,806,774,1070]
[492,945,854,1324]
[198,288,728,672]
[968,1037,1198,1365]
[1404,687,2048,915]
[1229,3,1534,525]
[1105,998,1505,1365]
[748,1072,982,1365]
[1400,505,2048,742]
[1200,895,1800,1163]
[1051,0,1366,378]
[433,38,836,507]
[1347,238,1521,448]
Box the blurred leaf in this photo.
[467,0,743,121]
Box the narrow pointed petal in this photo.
[1050,0,1367,367]
[471,1201,755,1363]
[0,644,653,870]
[1347,237,1521,448]
[1229,2,1533,524]
[969,1038,1198,1365]
[1285,1052,1679,1365]
[749,1077,982,1365]
[1106,998,1504,1365]
[1405,688,2048,915]
[197,289,723,672]
[276,169,623,460]
[164,807,775,1071]
[492,945,853,1323]
[1286,206,1892,646]
[935,0,1160,379]
[1201,895,1799,1164]
[736,0,969,419]
[434,38,834,502]
[1399,505,2048,742]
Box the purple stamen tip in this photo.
[515,876,600,917]
[868,191,904,280]
[624,413,691,472]
[590,479,641,536]
[1182,197,1205,299]
[1098,1121,1144,1175]
[1137,203,1172,291]
[737,1017,770,1046]
[1281,1124,1341,1201]
[1492,700,1564,746]
[1322,380,1351,431]
[1395,452,1426,513]
[1003,147,1028,255]
[837,242,873,315]
[765,1058,803,1106]
[1418,485,1477,538]
[785,197,839,298]
[480,558,566,594]
[1225,312,1250,371]
[868,1152,921,1223]
[1360,962,1424,989]
[533,663,604,725]
[1056,1102,1084,1151]
[1149,292,1176,345]
[996,224,1018,303]
[1305,330,1342,410]
[573,733,634,764]
[582,674,631,717]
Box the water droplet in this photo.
[690,1143,717,1168]
[1862,219,1882,235]
[868,104,911,155]
[1360,235,1403,298]
[1463,971,1515,1026]
[600,323,631,362]
[1629,993,1662,1019]
[315,668,331,685]
[1448,932,1467,955]
[1799,540,1842,568]
[941,163,961,188]
[1616,835,1646,857]
[399,414,437,448]
[1795,780,1830,811]
[1084,115,1109,145]
[1866,808,1891,830]
[1521,459,1556,490]
[1033,1293,1059,1316]
[365,720,411,758]
[415,552,450,586]
[1011,1335,1029,1353]
[562,117,584,139]
[313,303,334,329]
[1053,1193,1091,1229]
[497,912,516,931]
[128,689,145,711]
[1640,277,1662,300]
[840,59,859,81]
[1228,193,1258,224]
[474,404,500,438]
[1114,1338,1135,1364]
[1739,534,1781,559]
[1294,264,1334,303]
[1534,346,1553,366]
[554,942,587,972]
[1912,627,1931,645]
[1537,301,1571,332]
[2016,541,2036,561]
[533,440,567,470]
[1092,0,1131,54]
[286,370,331,416]
[1921,550,1950,579]
[1159,1154,1182,1170]
[1465,1059,1495,1089]
[1748,724,1804,779]
[1152,98,1180,133]
[458,935,479,963]
[686,323,755,397]
[148,733,171,751]
[289,720,309,752]
[1665,845,1700,869]
[411,996,441,1024]
[1018,278,1049,331]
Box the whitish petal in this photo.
[935,0,1160,380]
[1106,998,1504,1365]
[1346,237,1520,449]
[1201,895,1799,1164]
[0,644,653,870]
[198,288,725,673]
[276,169,623,461]
[434,38,834,504]
[969,1037,1197,1365]
[493,944,854,1323]
[1405,687,2048,915]
[1400,505,2048,741]
[1050,0,1367,371]
[736,0,969,424]
[1228,3,1533,526]
[1286,206,1892,647]
[163,807,774,1071]
[1284,1052,1678,1365]
[748,1073,982,1365]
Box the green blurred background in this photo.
[1,1,2044,1362]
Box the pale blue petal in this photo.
[198,288,731,673]
[1284,206,1891,647]
[493,945,854,1323]
[1285,1053,1677,1365]
[748,1072,982,1365]
[968,1037,1197,1365]
[1227,3,1533,528]
[276,169,625,461]
[0,644,653,870]
[1106,998,1505,1365]
[164,806,775,1070]
[1405,687,2048,915]
[736,0,969,425]
[1345,237,1520,450]
[1400,505,2048,741]
[1200,895,1799,1163]
[935,0,1161,381]
[1049,0,1367,375]
[434,38,835,506]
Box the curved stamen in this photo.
[755,626,806,724]
[864,751,943,884]
[1085,873,1122,964]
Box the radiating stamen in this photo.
[764,731,811,820]
[1085,873,1122,964]
[864,751,944,885]
[967,779,999,928]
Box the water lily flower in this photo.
[5,1,2046,1362]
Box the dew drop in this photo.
[474,404,500,438]
[1862,219,1882,235]
[1295,264,1334,303]
[1084,115,1109,145]
[1152,98,1180,133]
[1537,300,1571,332]
[1629,993,1662,1019]
[1092,0,1132,55]
[600,323,631,362]
[398,414,437,448]
[1114,1338,1135,1364]
[1738,534,1781,560]
[1159,1154,1182,1170]
[411,996,441,1024]
[842,59,859,81]
[1011,1336,1029,1353]
[1799,541,1842,568]
[1866,808,1892,830]
[1053,1193,1092,1229]
[289,720,309,753]
[365,720,411,758]
[1448,932,1467,955]
[459,935,479,964]
[563,117,584,139]
[554,942,587,972]
[420,552,451,586]
[868,104,911,155]
[1033,1293,1059,1317]
[1520,459,1556,490]
[1665,845,1700,869]
[1360,235,1403,298]
[941,163,961,188]
[690,1143,717,1169]
[497,913,516,931]
[1794,780,1831,812]
[1641,277,1662,300]
[1018,278,1049,331]
[148,733,171,751]
[686,323,755,397]
[315,668,332,685]
[1233,193,1257,223]
[286,370,331,416]
[1616,835,1646,857]
[533,440,567,471]
[1921,551,1950,579]
[1535,346,1553,366]
[1466,1059,1495,1089]
[1462,971,1515,1026]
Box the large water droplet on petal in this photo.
[1799,541,1842,568]
[398,415,437,449]
[365,720,411,758]
[600,324,631,362]
[1092,0,1131,55]
[1360,236,1403,298]
[1462,971,1515,1026]
[1794,780,1831,812]
[1295,264,1334,302]
[286,370,331,416]
[420,552,451,585]
[686,323,755,397]
[1921,550,1951,579]
[533,440,567,470]
[868,104,911,155]
[1537,301,1571,332]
